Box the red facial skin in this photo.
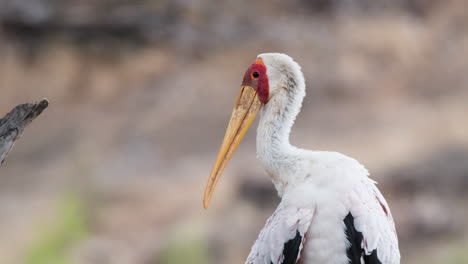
[241,57,269,103]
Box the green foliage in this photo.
[158,229,210,264]
[414,240,468,264]
[22,194,89,264]
[435,244,468,264]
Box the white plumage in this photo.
[247,53,400,264]
[203,53,400,264]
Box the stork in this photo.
[203,53,400,264]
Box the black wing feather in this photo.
[344,212,382,264]
[273,230,302,264]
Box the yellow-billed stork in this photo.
[203,53,400,264]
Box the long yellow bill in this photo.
[203,85,262,208]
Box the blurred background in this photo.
[0,0,467,263]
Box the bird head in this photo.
[203,53,301,208]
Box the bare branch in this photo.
[0,99,49,165]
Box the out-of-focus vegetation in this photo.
[0,0,467,263]
[22,194,89,264]
[158,227,209,264]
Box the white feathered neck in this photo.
[255,53,306,193]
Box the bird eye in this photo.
[252,71,260,78]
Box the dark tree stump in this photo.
[0,99,48,165]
